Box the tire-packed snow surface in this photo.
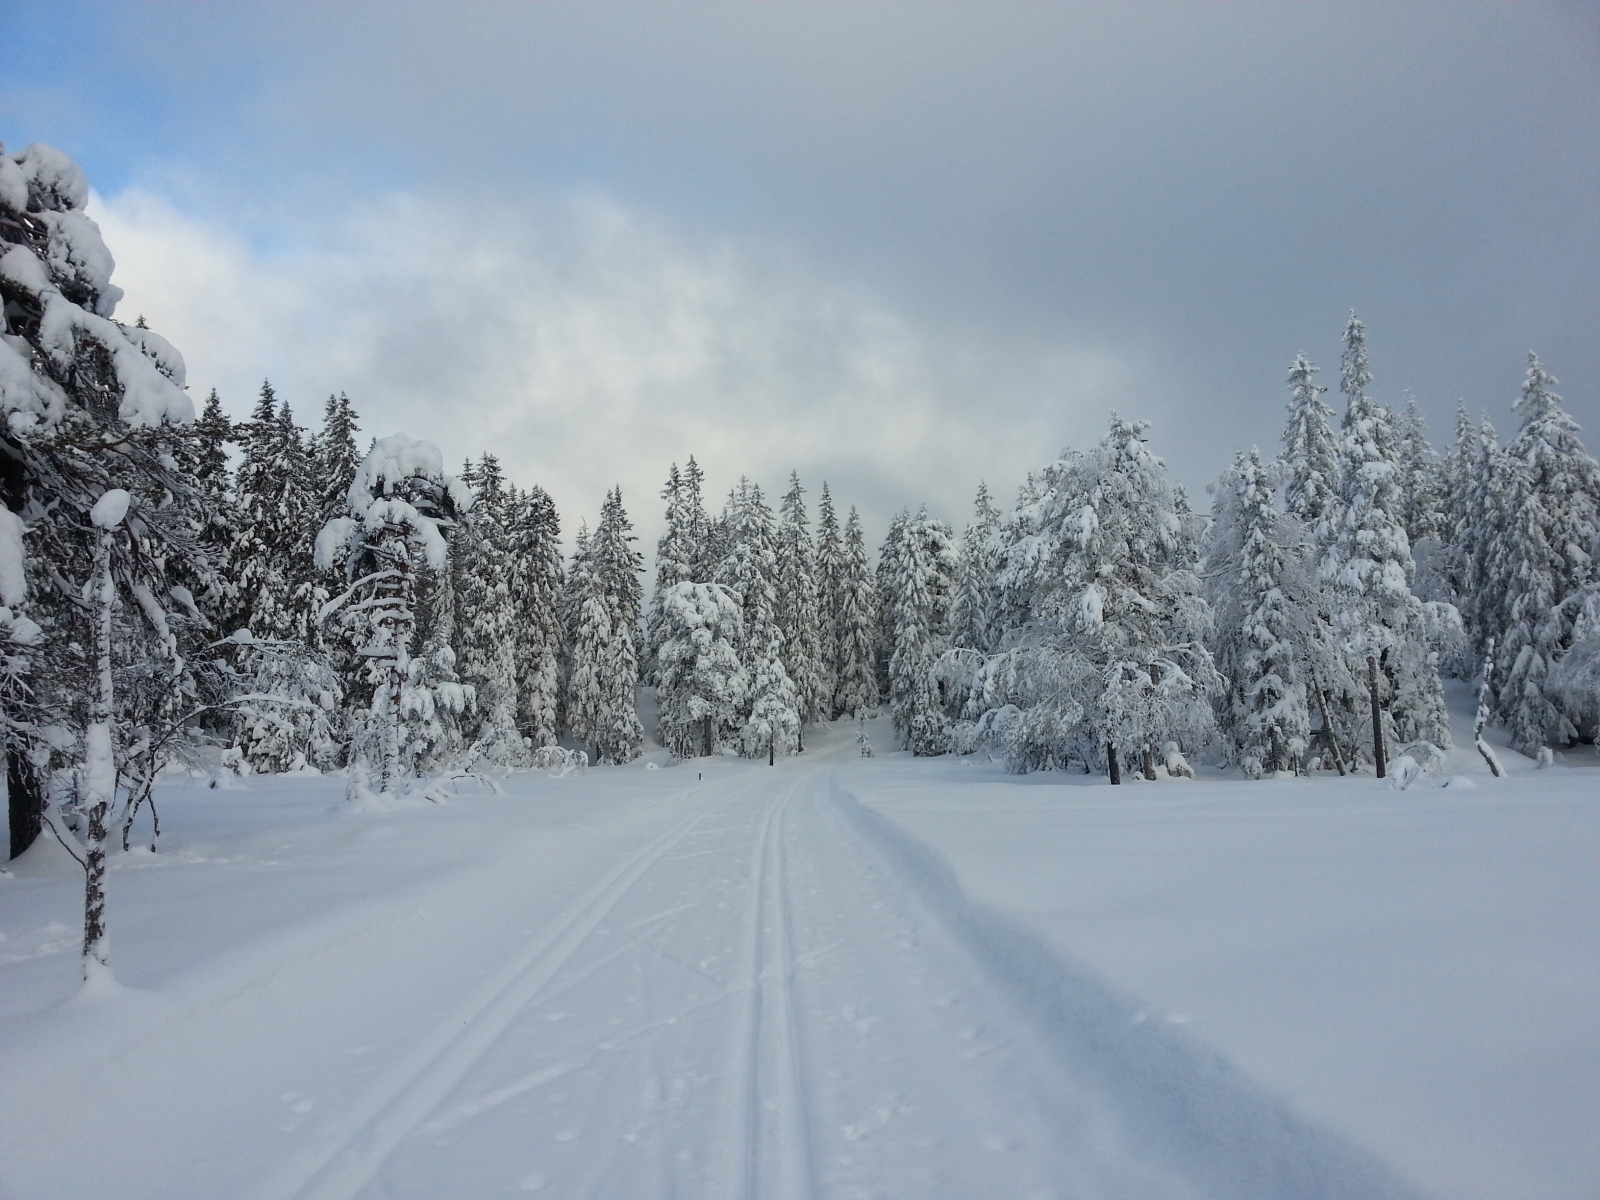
[1,719,1595,1199]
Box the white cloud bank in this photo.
[90,186,1154,544]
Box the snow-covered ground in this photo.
[1,697,1595,1199]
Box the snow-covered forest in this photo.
[2,140,1597,1199]
[4,139,1600,908]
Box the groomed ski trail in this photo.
[247,802,719,1200]
[253,754,1425,1200]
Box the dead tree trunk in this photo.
[1312,676,1347,776]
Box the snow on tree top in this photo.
[12,142,89,212]
[40,209,120,313]
[119,323,186,388]
[0,143,193,429]
[347,433,463,511]
[0,154,27,212]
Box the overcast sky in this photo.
[4,1,1597,548]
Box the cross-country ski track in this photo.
[99,748,1418,1200]
[4,709,1593,1200]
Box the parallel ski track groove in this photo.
[249,796,719,1200]
[721,776,817,1200]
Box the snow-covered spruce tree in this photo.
[312,392,362,527]
[1397,392,1452,611]
[701,505,734,591]
[406,554,473,774]
[306,396,366,717]
[1488,355,1600,754]
[982,417,1218,779]
[951,481,1003,654]
[648,461,709,684]
[1429,406,1479,629]
[813,483,844,714]
[882,512,936,751]
[655,581,748,758]
[1547,585,1600,738]
[1280,354,1342,527]
[315,435,469,794]
[714,479,780,655]
[451,454,525,766]
[676,457,714,582]
[646,461,688,685]
[229,382,319,642]
[713,478,799,755]
[882,507,958,754]
[832,506,880,718]
[191,387,233,505]
[1462,415,1507,658]
[1203,449,1311,776]
[984,466,1055,642]
[182,387,236,601]
[1318,313,1453,770]
[741,631,801,761]
[775,472,826,738]
[564,488,645,764]
[559,519,590,735]
[0,142,216,971]
[504,483,564,747]
[1395,392,1442,548]
[226,382,282,633]
[873,511,905,700]
[222,389,331,771]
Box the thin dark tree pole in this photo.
[1107,741,1121,785]
[1367,654,1386,778]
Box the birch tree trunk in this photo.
[81,526,117,978]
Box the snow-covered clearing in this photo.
[1,710,1595,1200]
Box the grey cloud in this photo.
[45,1,1600,513]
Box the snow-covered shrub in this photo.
[221,630,342,774]
[531,745,587,776]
